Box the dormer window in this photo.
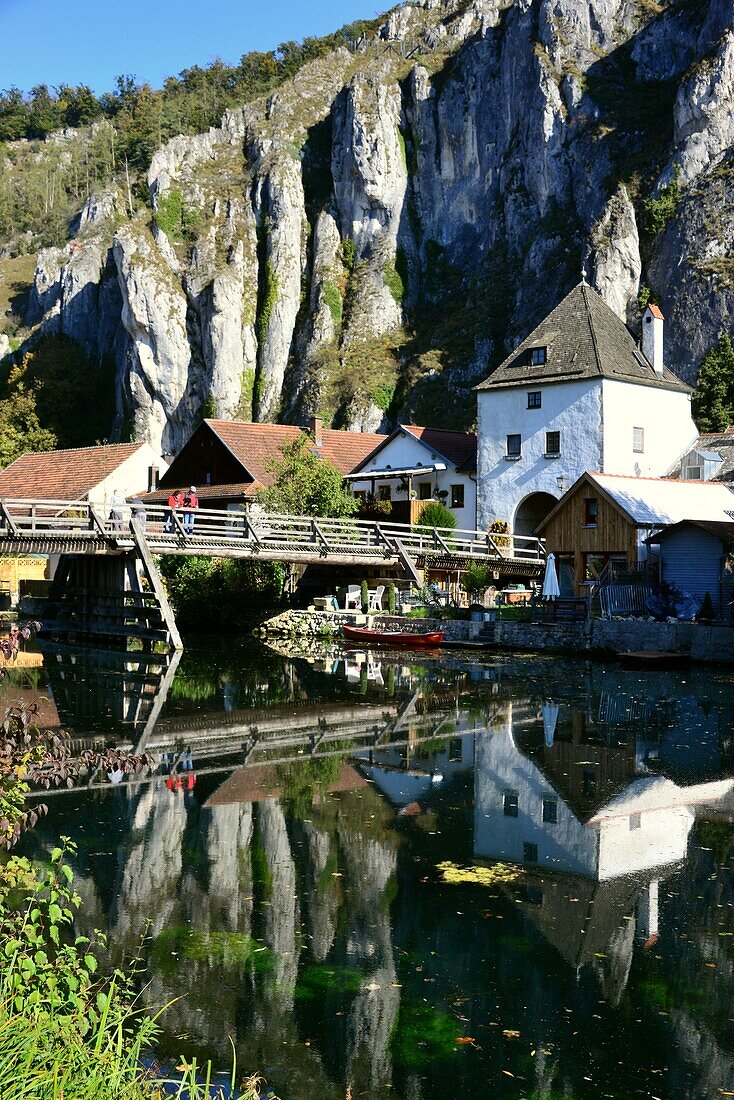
[530,347,547,366]
[682,448,723,481]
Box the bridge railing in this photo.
[0,498,545,563]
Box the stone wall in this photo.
[255,608,734,664]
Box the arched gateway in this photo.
[513,492,558,538]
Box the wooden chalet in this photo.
[143,417,386,510]
[537,471,734,595]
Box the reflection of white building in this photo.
[473,701,733,880]
[348,425,477,529]
[359,731,476,808]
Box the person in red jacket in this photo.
[183,486,199,535]
[164,489,183,532]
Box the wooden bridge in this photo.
[0,498,545,650]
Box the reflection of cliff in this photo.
[63,769,401,1094]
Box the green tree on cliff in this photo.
[0,385,57,467]
[692,334,734,432]
[259,435,358,518]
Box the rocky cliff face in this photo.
[24,0,734,451]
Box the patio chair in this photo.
[344,584,361,610]
[369,584,385,611]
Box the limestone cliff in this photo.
[21,0,734,450]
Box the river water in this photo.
[7,639,734,1099]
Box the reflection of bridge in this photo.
[28,688,489,797]
[0,498,545,649]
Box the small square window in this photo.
[450,484,464,509]
[506,434,522,458]
[524,884,543,907]
[542,798,558,824]
[545,431,561,457]
[523,842,539,863]
[503,790,519,817]
[418,482,432,500]
[530,347,547,366]
[633,427,645,453]
[449,737,463,762]
[584,497,598,526]
[527,391,542,409]
[582,767,597,797]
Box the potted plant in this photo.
[461,564,493,620]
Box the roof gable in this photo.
[538,471,734,532]
[476,282,691,395]
[160,420,387,493]
[351,424,477,474]
[0,443,152,500]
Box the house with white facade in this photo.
[0,442,167,508]
[347,425,477,528]
[475,282,699,536]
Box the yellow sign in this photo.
[0,556,48,592]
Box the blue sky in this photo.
[0,0,383,94]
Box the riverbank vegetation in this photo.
[0,628,268,1098]
[159,556,285,630]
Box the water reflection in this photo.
[14,643,734,1099]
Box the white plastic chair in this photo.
[344,585,361,610]
[369,584,385,611]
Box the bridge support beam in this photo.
[45,538,181,652]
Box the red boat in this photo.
[342,625,445,647]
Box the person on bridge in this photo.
[183,486,199,535]
[164,489,183,532]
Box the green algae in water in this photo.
[152,927,273,976]
[294,964,365,1000]
[391,1002,463,1068]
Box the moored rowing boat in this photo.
[342,625,445,647]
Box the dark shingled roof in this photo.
[475,282,692,394]
[669,430,734,483]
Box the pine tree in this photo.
[692,334,734,432]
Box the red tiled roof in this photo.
[205,420,387,484]
[0,443,147,500]
[647,303,664,319]
[142,482,261,504]
[204,762,368,807]
[401,425,477,471]
[352,424,477,474]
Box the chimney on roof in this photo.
[148,465,159,492]
[308,416,323,446]
[642,304,664,375]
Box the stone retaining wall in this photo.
[255,609,734,663]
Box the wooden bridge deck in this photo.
[0,498,545,577]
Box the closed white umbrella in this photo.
[542,552,560,599]
[542,702,559,747]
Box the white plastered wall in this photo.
[87,443,169,510]
[600,380,698,477]
[476,380,603,531]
